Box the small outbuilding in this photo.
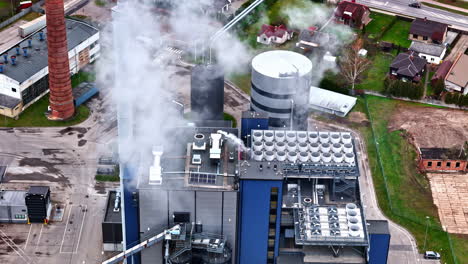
[257,24,293,45]
[309,86,357,117]
[409,41,446,64]
[418,147,467,172]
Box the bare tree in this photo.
[340,38,371,91]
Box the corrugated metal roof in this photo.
[409,41,446,57]
[0,19,98,83]
[308,86,357,115]
[0,190,27,206]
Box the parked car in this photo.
[424,251,441,259]
[409,1,421,8]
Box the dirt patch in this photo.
[78,139,87,147]
[18,158,65,174]
[348,112,368,124]
[94,182,106,194]
[389,105,468,148]
[42,149,65,155]
[428,173,468,234]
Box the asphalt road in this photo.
[356,0,468,30]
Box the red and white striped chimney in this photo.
[45,0,74,120]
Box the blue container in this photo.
[367,220,391,264]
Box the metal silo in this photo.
[250,50,312,129]
[191,64,224,120]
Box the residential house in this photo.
[409,18,448,44]
[419,147,467,172]
[257,24,293,45]
[445,53,468,94]
[296,27,337,51]
[334,0,371,29]
[431,60,452,85]
[389,51,426,82]
[409,41,446,64]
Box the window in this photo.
[11,88,16,92]
[446,162,451,167]
[413,34,418,38]
[431,58,435,62]
[456,162,460,168]
[437,161,442,167]
[423,36,428,40]
[422,56,426,59]
[427,161,432,167]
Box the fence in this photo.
[0,8,31,29]
[363,95,460,264]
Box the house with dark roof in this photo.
[445,53,468,94]
[0,19,99,118]
[409,18,448,44]
[419,147,467,172]
[389,51,426,82]
[257,24,293,45]
[296,27,337,51]
[334,0,371,29]
[409,41,446,64]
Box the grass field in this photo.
[355,54,393,92]
[0,94,90,127]
[357,96,468,264]
[228,72,251,95]
[381,19,412,48]
[365,12,395,39]
[95,174,119,182]
[223,112,237,128]
[21,12,42,22]
[422,2,468,16]
[433,0,468,9]
[71,71,96,88]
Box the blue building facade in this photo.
[240,111,269,146]
[367,220,390,264]
[238,180,283,264]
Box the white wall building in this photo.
[0,19,99,118]
[309,86,357,117]
[409,41,446,64]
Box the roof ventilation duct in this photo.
[275,141,286,152]
[310,142,320,152]
[286,131,296,143]
[319,133,329,143]
[333,153,344,163]
[276,151,286,161]
[298,142,308,152]
[264,141,274,151]
[332,143,342,153]
[149,146,164,185]
[287,142,297,152]
[10,56,16,65]
[265,151,275,161]
[320,143,330,153]
[299,152,309,162]
[209,133,223,159]
[113,191,121,212]
[308,132,318,143]
[345,153,355,164]
[297,132,307,143]
[253,141,263,151]
[2,53,7,64]
[252,130,263,142]
[322,152,332,163]
[253,151,263,161]
[264,131,274,142]
[343,143,353,153]
[330,133,341,144]
[274,131,285,142]
[192,133,206,150]
[311,152,321,162]
[341,133,352,144]
[0,63,3,73]
[287,151,297,162]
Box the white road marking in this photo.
[60,205,74,253]
[34,224,43,252]
[23,224,32,250]
[74,205,87,254]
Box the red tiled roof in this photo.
[258,24,291,38]
[335,1,369,20]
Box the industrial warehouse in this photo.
[0,18,99,118]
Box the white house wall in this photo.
[0,74,20,99]
[418,49,445,64]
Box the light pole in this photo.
[423,216,430,251]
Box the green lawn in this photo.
[432,0,468,9]
[381,19,412,48]
[223,112,237,128]
[365,12,395,39]
[422,2,468,16]
[71,71,96,88]
[0,94,90,127]
[355,54,393,92]
[21,12,42,22]
[228,72,251,95]
[95,174,119,182]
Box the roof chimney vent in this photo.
[22,47,29,58]
[2,54,7,64]
[15,46,20,56]
[0,63,4,73]
[39,31,44,41]
[149,146,164,185]
[10,56,16,65]
[28,38,32,48]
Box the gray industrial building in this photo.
[137,126,239,264]
[0,190,28,223]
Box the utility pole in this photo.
[423,216,430,251]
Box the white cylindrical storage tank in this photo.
[322,152,332,163]
[311,152,321,162]
[275,141,286,152]
[287,142,297,152]
[287,151,298,162]
[330,133,341,144]
[253,141,263,151]
[345,153,355,164]
[264,141,274,151]
[264,131,274,142]
[320,143,331,153]
[343,143,353,154]
[251,50,313,128]
[319,133,329,143]
[298,142,308,152]
[310,142,320,152]
[341,133,352,144]
[253,151,263,161]
[308,132,318,143]
[252,131,263,142]
[332,143,342,153]
[286,132,296,143]
[275,131,285,142]
[265,151,275,161]
[276,151,286,161]
[333,153,344,163]
[299,152,309,162]
[297,132,307,143]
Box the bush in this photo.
[383,76,424,99]
[319,72,349,95]
[432,78,445,97]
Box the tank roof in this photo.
[251,50,312,78]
